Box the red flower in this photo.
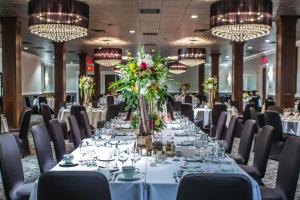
[149,119,154,128]
[140,62,148,70]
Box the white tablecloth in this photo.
[29,124,261,200]
[194,107,238,127]
[57,108,107,129]
[282,118,300,136]
[1,117,9,133]
[47,97,55,110]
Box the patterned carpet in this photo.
[0,115,299,200]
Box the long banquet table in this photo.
[29,123,261,200]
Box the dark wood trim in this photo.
[1,17,22,128]
[94,63,101,96]
[275,16,298,108]
[78,53,87,104]
[232,42,244,113]
[211,53,221,100]
[53,42,66,115]
[198,63,205,96]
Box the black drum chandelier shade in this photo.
[210,0,273,42]
[168,62,187,74]
[28,0,89,42]
[94,48,123,67]
[178,48,206,67]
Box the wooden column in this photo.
[198,63,205,96]
[275,16,298,108]
[211,53,221,100]
[53,42,66,115]
[1,17,22,128]
[78,53,87,103]
[232,42,244,113]
[94,63,101,96]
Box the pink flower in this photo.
[140,62,148,70]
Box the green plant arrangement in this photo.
[79,75,95,105]
[203,76,218,108]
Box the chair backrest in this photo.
[38,171,112,200]
[68,114,82,148]
[238,119,256,165]
[166,95,175,109]
[252,125,273,178]
[48,119,67,162]
[268,106,284,114]
[92,100,98,108]
[184,95,193,104]
[0,134,25,199]
[41,103,52,124]
[106,96,114,105]
[174,101,182,112]
[211,104,227,126]
[180,103,194,122]
[106,104,120,121]
[230,101,239,109]
[224,115,238,153]
[18,108,32,140]
[276,137,300,200]
[264,111,283,141]
[249,107,260,131]
[31,124,56,173]
[81,111,92,138]
[66,95,71,103]
[119,102,126,113]
[214,111,227,140]
[176,173,253,200]
[243,104,254,123]
[24,97,31,108]
[70,105,87,139]
[38,97,47,108]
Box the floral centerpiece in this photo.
[203,76,218,108]
[181,82,190,96]
[110,48,169,153]
[79,75,95,106]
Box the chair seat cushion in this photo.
[10,182,34,200]
[260,186,282,200]
[229,153,245,165]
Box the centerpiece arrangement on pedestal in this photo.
[203,76,218,108]
[181,82,190,96]
[79,75,95,106]
[110,48,169,154]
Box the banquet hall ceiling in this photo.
[0,0,300,65]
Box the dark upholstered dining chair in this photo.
[264,111,294,161]
[106,95,114,105]
[181,103,194,122]
[68,114,82,148]
[10,108,32,157]
[31,124,57,173]
[70,105,87,139]
[174,101,182,112]
[260,137,300,200]
[24,96,31,108]
[224,115,238,154]
[38,171,112,200]
[229,120,256,165]
[240,125,273,185]
[268,106,284,114]
[41,103,68,139]
[81,111,92,138]
[48,119,67,162]
[97,104,121,128]
[209,104,227,137]
[176,173,253,200]
[0,134,34,200]
[211,111,227,140]
[184,95,192,104]
[167,102,175,120]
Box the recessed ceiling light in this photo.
[225,56,229,59]
[52,56,55,59]
[23,47,29,50]
[70,61,74,64]
[265,39,270,43]
[129,30,135,34]
[191,15,198,19]
[248,46,253,50]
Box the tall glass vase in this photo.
[207,90,215,108]
[83,89,90,106]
